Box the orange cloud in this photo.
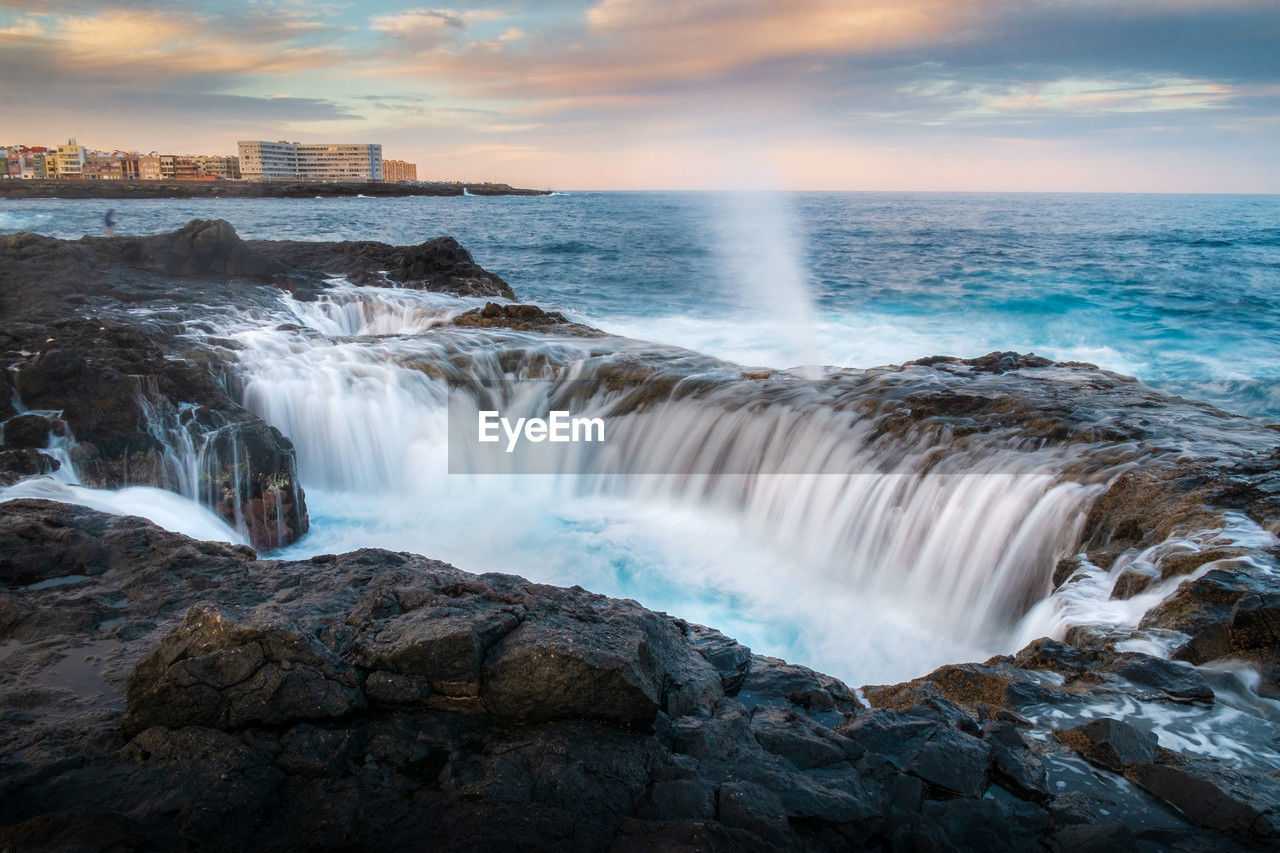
[9,8,344,77]
[369,0,968,99]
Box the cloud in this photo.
[2,0,1277,188]
[1,7,348,82]
[370,7,505,49]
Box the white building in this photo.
[237,140,383,181]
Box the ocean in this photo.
[3,191,1279,685]
[4,191,1279,417]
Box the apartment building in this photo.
[55,138,87,179]
[383,159,418,183]
[139,155,162,180]
[238,140,383,181]
[190,156,241,180]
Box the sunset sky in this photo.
[2,0,1278,191]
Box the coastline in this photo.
[2,221,1279,850]
[0,179,553,200]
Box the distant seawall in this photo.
[0,180,553,200]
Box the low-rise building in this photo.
[189,155,240,180]
[19,151,52,179]
[238,140,383,181]
[139,155,162,180]
[383,159,418,183]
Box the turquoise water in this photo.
[4,191,1278,416]
[6,191,1279,684]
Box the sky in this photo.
[1,0,1278,191]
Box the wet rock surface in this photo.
[3,223,1280,850]
[452,301,602,335]
[259,235,515,299]
[0,222,521,547]
[1,499,1277,852]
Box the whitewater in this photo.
[2,191,1278,688]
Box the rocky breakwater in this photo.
[0,220,517,548]
[0,180,552,200]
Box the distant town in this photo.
[0,139,418,183]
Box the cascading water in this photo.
[201,282,1121,683]
[0,409,245,545]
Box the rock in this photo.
[481,611,684,729]
[735,655,859,718]
[749,706,853,770]
[1110,568,1158,600]
[1011,637,1092,674]
[0,499,111,587]
[120,218,296,279]
[276,724,357,778]
[1,413,58,449]
[1055,718,1157,772]
[1228,593,1280,652]
[837,710,990,798]
[0,447,60,485]
[667,700,753,759]
[716,780,790,844]
[922,796,1050,852]
[453,302,602,336]
[259,235,516,299]
[1147,568,1256,649]
[4,318,308,549]
[1043,822,1135,852]
[984,721,1048,801]
[864,663,1015,715]
[356,594,521,700]
[121,607,363,734]
[0,812,148,853]
[0,499,1269,850]
[687,625,752,694]
[1110,656,1214,703]
[634,780,716,821]
[1124,762,1276,841]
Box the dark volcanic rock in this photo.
[1056,718,1158,772]
[0,448,60,486]
[94,218,295,279]
[0,317,307,549]
[20,224,552,546]
[1,413,59,448]
[0,501,1028,851]
[1124,761,1278,842]
[260,235,516,299]
[452,302,602,336]
[0,489,1272,850]
[122,607,364,734]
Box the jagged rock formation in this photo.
[0,499,1259,850]
[0,498,1277,851]
[259,235,516,299]
[451,301,603,335]
[3,223,1280,851]
[0,221,520,547]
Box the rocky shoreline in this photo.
[0,180,552,200]
[2,222,1280,850]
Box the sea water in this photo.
[3,192,1278,685]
